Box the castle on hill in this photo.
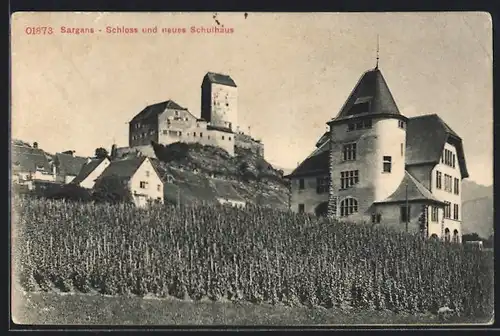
[116,72,264,158]
[285,66,468,243]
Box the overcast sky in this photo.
[11,12,492,186]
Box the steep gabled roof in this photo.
[11,145,52,173]
[375,171,445,205]
[96,157,147,181]
[315,131,329,148]
[285,140,330,178]
[55,153,88,176]
[71,158,107,185]
[203,72,237,87]
[130,100,188,123]
[406,114,469,178]
[328,68,404,124]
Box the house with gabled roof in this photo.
[93,156,164,207]
[53,152,89,184]
[285,66,468,243]
[71,157,111,189]
[11,142,56,189]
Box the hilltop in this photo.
[135,141,291,209]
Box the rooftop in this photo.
[328,67,404,124]
[203,72,237,88]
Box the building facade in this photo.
[120,72,263,159]
[93,157,164,207]
[286,67,468,243]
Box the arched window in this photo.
[340,197,358,217]
[453,229,459,243]
[444,228,450,242]
[430,234,439,241]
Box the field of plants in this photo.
[12,196,494,319]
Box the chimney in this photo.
[33,142,38,149]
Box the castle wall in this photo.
[430,142,462,242]
[289,175,329,214]
[129,115,159,147]
[235,132,264,156]
[208,83,238,130]
[328,117,406,221]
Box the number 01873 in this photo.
[25,27,54,35]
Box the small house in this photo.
[71,157,111,189]
[93,156,164,207]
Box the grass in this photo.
[12,285,493,326]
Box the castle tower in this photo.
[327,67,408,220]
[201,72,238,131]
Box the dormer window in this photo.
[349,96,372,115]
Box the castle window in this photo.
[299,178,305,190]
[443,148,455,167]
[340,170,359,189]
[340,197,358,217]
[163,130,168,135]
[444,201,451,219]
[453,203,459,220]
[298,204,305,213]
[343,143,357,161]
[175,111,179,116]
[222,136,225,140]
[200,132,203,138]
[179,131,182,136]
[444,228,450,242]
[226,103,229,106]
[398,120,405,129]
[194,132,197,137]
[208,135,210,140]
[157,184,161,191]
[371,213,382,223]
[229,137,232,141]
[401,143,404,157]
[436,171,442,189]
[453,229,459,243]
[444,174,452,192]
[382,156,392,173]
[453,178,459,195]
[431,206,439,222]
[145,170,150,177]
[316,176,329,194]
[400,205,411,222]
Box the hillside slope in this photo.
[461,180,493,238]
[149,141,290,209]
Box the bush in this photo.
[46,183,92,202]
[92,176,133,204]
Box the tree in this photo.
[45,183,92,202]
[95,147,109,159]
[92,176,133,204]
[461,232,483,244]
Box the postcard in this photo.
[10,11,494,327]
